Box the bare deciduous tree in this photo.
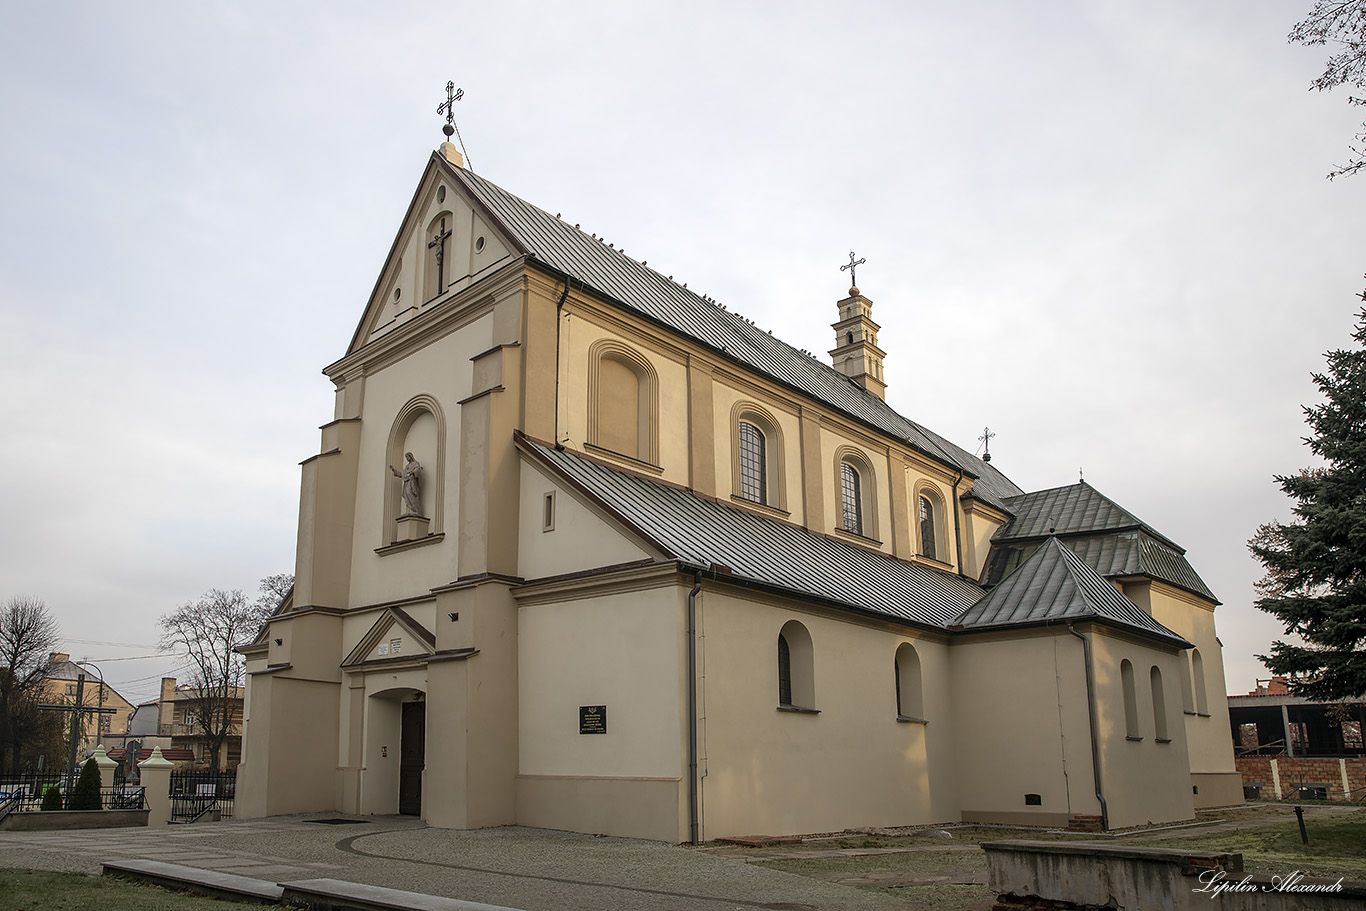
[1290,1,1366,178]
[0,596,61,773]
[160,585,276,772]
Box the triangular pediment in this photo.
[341,607,437,668]
[348,153,525,354]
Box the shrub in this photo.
[68,758,102,810]
[40,786,63,811]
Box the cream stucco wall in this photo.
[345,312,493,607]
[517,463,652,578]
[517,583,686,841]
[949,630,1096,827]
[697,589,954,838]
[558,315,690,485]
[1088,630,1197,828]
[1134,581,1242,808]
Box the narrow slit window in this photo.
[542,491,556,532]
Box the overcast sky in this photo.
[2,2,1363,704]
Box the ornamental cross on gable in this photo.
[840,251,866,293]
[438,81,463,138]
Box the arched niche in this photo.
[587,338,659,465]
[383,395,447,545]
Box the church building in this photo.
[236,139,1241,841]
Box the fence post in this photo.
[139,747,174,825]
[92,745,118,794]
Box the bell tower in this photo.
[829,256,887,399]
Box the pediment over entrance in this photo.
[341,607,437,669]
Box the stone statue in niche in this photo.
[390,452,424,516]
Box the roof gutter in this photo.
[687,570,702,845]
[952,470,965,579]
[552,278,571,451]
[1066,621,1109,831]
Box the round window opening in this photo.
[437,186,447,203]
[475,235,486,253]
[393,287,401,301]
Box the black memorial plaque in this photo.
[579,705,607,734]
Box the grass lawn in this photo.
[0,869,251,911]
[1132,808,1366,878]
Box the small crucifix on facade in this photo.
[840,251,866,294]
[428,216,451,295]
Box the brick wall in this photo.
[1235,755,1366,800]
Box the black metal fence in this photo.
[169,770,235,821]
[0,773,145,814]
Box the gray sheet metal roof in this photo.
[1065,533,1218,603]
[445,160,1023,510]
[995,481,1166,543]
[521,437,988,630]
[985,481,1217,602]
[955,538,1190,647]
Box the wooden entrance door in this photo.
[399,701,425,816]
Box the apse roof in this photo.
[995,481,1174,547]
[986,481,1218,603]
[954,537,1190,647]
[444,158,1022,510]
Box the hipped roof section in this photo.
[425,157,1023,510]
[954,537,1191,648]
[989,481,1218,603]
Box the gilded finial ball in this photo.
[849,286,859,296]
[443,123,454,138]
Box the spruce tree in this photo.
[1249,297,1366,699]
[40,784,62,810]
[68,756,102,810]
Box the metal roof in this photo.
[521,438,988,630]
[446,160,1023,510]
[994,481,1170,543]
[984,482,1218,603]
[955,538,1190,647]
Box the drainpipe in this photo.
[952,471,964,577]
[552,280,570,451]
[687,571,702,845]
[1067,622,1109,831]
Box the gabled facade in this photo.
[237,144,1240,840]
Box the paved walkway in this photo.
[0,815,934,911]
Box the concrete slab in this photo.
[101,858,284,904]
[280,877,525,911]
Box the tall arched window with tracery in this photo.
[738,421,767,505]
[841,462,862,535]
[919,495,937,560]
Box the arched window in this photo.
[738,421,767,504]
[777,620,814,710]
[840,462,862,535]
[730,403,786,509]
[588,340,659,465]
[1151,666,1169,741]
[423,211,454,301]
[919,495,938,560]
[1179,649,1195,713]
[1121,659,1140,739]
[895,643,923,720]
[1191,648,1208,714]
